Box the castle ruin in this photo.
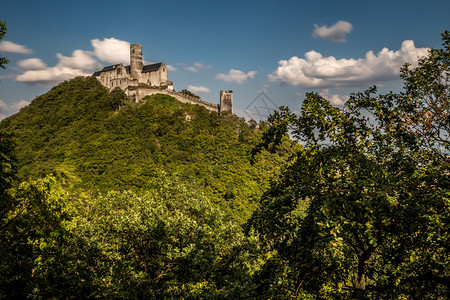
[93,44,232,114]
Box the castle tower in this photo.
[130,44,143,80]
[220,90,233,113]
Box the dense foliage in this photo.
[248,32,449,299]
[0,77,293,221]
[0,172,262,298]
[0,30,448,299]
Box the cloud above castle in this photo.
[91,38,130,64]
[13,38,130,85]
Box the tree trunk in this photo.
[351,248,371,300]
[351,273,366,300]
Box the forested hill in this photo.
[0,76,294,221]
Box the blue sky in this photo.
[1,0,449,120]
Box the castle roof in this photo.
[142,63,163,73]
[93,64,122,76]
[101,64,122,72]
[93,62,163,76]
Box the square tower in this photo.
[220,90,233,113]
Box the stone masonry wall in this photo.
[133,88,219,112]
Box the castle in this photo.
[93,44,232,113]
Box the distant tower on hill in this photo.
[130,44,143,79]
[220,90,233,113]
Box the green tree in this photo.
[0,176,71,298]
[1,79,294,222]
[30,173,261,298]
[249,32,450,299]
[399,30,449,152]
[108,86,127,110]
[0,21,9,69]
[180,89,200,99]
[0,133,15,221]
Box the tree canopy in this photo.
[0,76,294,222]
[0,29,448,299]
[248,31,449,299]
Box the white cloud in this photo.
[91,38,130,64]
[16,49,96,85]
[14,37,132,85]
[166,64,177,71]
[16,67,90,85]
[186,66,198,73]
[215,69,257,84]
[17,58,48,70]
[56,49,97,70]
[187,85,210,93]
[313,21,353,42]
[186,62,212,73]
[0,99,30,120]
[9,99,30,111]
[269,40,429,88]
[12,37,175,86]
[319,89,348,106]
[0,41,32,54]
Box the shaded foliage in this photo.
[248,32,450,299]
[0,176,71,298]
[0,132,15,220]
[1,173,261,299]
[1,28,447,300]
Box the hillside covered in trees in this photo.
[0,77,294,222]
[0,31,448,299]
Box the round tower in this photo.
[130,44,143,80]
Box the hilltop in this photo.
[0,76,294,221]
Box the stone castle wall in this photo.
[131,87,219,112]
[140,70,165,87]
[94,44,232,114]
